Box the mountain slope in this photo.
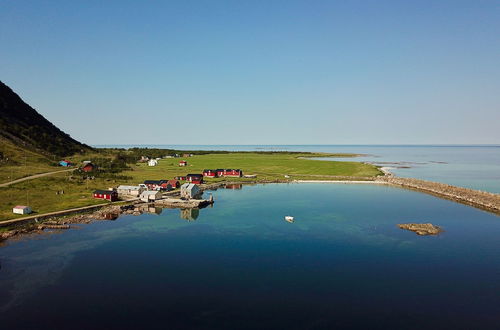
[0,80,91,156]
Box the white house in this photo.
[117,185,145,197]
[13,205,32,215]
[180,183,201,200]
[148,159,158,166]
[140,190,161,202]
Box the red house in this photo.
[186,174,203,184]
[179,160,187,167]
[144,180,169,191]
[225,169,243,177]
[167,180,180,189]
[93,189,118,201]
[175,176,187,181]
[82,163,96,172]
[203,169,217,178]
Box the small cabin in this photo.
[93,189,118,201]
[117,185,145,197]
[148,159,158,167]
[203,169,217,178]
[143,180,169,191]
[225,169,243,177]
[180,183,201,199]
[82,163,96,172]
[175,176,187,181]
[167,179,180,189]
[186,174,203,184]
[12,205,32,215]
[140,190,162,202]
[59,160,74,167]
[179,160,188,167]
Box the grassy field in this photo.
[0,152,382,222]
[122,152,382,183]
[0,138,57,183]
[0,172,112,221]
[0,138,113,184]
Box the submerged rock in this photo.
[397,223,443,236]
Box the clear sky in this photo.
[1,0,499,145]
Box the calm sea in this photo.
[96,144,500,193]
[1,184,500,329]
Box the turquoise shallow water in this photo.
[1,184,500,329]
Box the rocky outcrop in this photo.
[398,223,443,236]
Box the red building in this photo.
[203,169,217,178]
[167,179,180,189]
[175,176,187,181]
[93,190,118,201]
[186,174,204,184]
[179,160,187,167]
[224,169,243,177]
[144,180,169,191]
[82,163,96,172]
[215,169,243,177]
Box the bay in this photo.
[1,183,500,329]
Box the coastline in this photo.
[2,164,500,242]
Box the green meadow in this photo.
[123,153,382,183]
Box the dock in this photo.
[154,198,214,208]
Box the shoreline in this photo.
[2,174,499,243]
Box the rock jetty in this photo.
[378,177,500,213]
[397,223,443,236]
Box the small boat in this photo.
[284,216,294,223]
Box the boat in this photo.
[284,216,294,223]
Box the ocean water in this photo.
[95,145,500,193]
[1,183,500,329]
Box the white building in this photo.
[140,190,161,202]
[148,159,158,166]
[117,185,145,197]
[180,183,201,199]
[13,205,32,215]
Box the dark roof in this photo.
[187,174,203,177]
[94,190,116,195]
[144,180,167,184]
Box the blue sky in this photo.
[1,0,499,145]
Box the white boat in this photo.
[284,216,294,223]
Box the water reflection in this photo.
[137,204,163,215]
[180,208,200,221]
[225,183,243,190]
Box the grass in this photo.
[0,151,382,222]
[0,172,112,221]
[0,138,57,183]
[122,152,382,183]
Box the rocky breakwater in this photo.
[378,177,500,213]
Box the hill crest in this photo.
[0,81,91,156]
